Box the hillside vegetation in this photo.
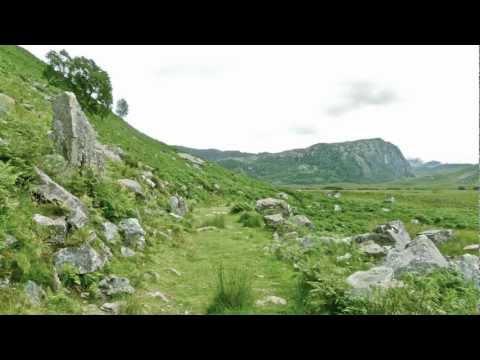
[0,45,478,315]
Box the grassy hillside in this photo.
[0,45,478,315]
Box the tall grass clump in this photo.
[238,211,263,228]
[207,265,254,314]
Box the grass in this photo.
[200,214,226,229]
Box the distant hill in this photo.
[177,138,415,185]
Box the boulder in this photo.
[383,235,449,276]
[51,92,104,170]
[263,213,285,228]
[255,295,287,306]
[0,93,15,117]
[99,275,135,296]
[451,254,480,288]
[33,214,67,244]
[256,198,292,217]
[178,152,205,166]
[54,244,106,274]
[101,221,120,244]
[118,218,146,250]
[117,179,144,196]
[346,266,402,296]
[169,195,188,217]
[24,280,46,306]
[417,229,454,245]
[290,214,314,229]
[358,240,388,257]
[374,220,411,249]
[33,167,88,229]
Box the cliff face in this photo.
[179,138,415,184]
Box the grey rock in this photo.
[147,291,169,302]
[33,214,67,244]
[117,179,144,196]
[99,275,135,296]
[120,246,136,257]
[411,219,420,225]
[100,302,123,314]
[337,253,352,262]
[463,244,480,251]
[298,235,314,249]
[374,220,411,249]
[334,204,342,212]
[383,235,449,276]
[451,254,480,288]
[359,240,388,257]
[96,143,123,162]
[263,213,285,228]
[178,152,205,166]
[24,280,46,306]
[276,192,289,200]
[255,295,287,306]
[118,218,146,250]
[51,92,104,170]
[54,244,106,274]
[417,229,454,245]
[33,167,88,229]
[102,221,120,244]
[382,208,391,212]
[169,195,188,217]
[0,93,15,116]
[290,214,314,229]
[256,198,292,217]
[346,266,402,296]
[4,234,18,247]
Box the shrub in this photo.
[238,212,262,228]
[92,180,137,221]
[207,265,254,314]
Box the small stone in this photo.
[168,268,181,277]
[346,266,403,296]
[117,179,144,196]
[255,295,287,306]
[100,302,123,315]
[334,204,342,212]
[99,276,135,296]
[411,219,420,225]
[336,253,352,262]
[382,208,391,212]
[24,280,46,306]
[463,244,480,251]
[169,195,188,217]
[120,246,136,257]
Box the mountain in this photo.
[177,138,415,185]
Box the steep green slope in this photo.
[178,138,415,185]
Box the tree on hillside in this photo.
[44,49,113,114]
[115,98,129,118]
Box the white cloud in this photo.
[20,45,479,163]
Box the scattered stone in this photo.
[118,218,146,250]
[290,214,314,229]
[169,195,188,217]
[411,219,420,225]
[263,213,285,228]
[33,214,67,244]
[333,192,341,199]
[51,92,104,170]
[417,229,454,245]
[255,295,287,306]
[382,208,391,212]
[120,246,136,257]
[337,253,352,262]
[33,167,89,229]
[374,220,411,249]
[99,275,135,296]
[213,183,221,191]
[147,291,169,302]
[100,302,123,315]
[54,244,106,274]
[168,268,181,277]
[196,226,218,232]
[451,254,480,288]
[383,235,449,276]
[359,240,388,257]
[346,266,402,296]
[463,244,480,251]
[102,221,120,244]
[0,93,15,116]
[334,204,342,212]
[255,198,292,217]
[117,179,144,196]
[178,152,205,166]
[24,280,46,306]
[169,212,183,220]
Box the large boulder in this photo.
[54,244,106,274]
[33,167,88,229]
[0,93,15,117]
[118,218,146,250]
[256,198,292,217]
[346,266,402,296]
[169,195,188,217]
[290,215,314,229]
[33,214,67,244]
[417,229,454,245]
[451,254,480,288]
[99,275,135,296]
[374,220,411,249]
[117,179,144,196]
[51,92,104,170]
[383,235,449,276]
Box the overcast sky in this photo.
[22,45,479,163]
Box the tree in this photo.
[116,99,129,118]
[44,49,113,114]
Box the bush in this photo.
[238,212,263,228]
[92,180,137,221]
[207,265,254,314]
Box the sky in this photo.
[21,45,479,163]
